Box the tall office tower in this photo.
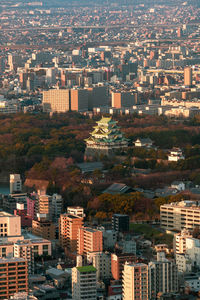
[87,85,108,110]
[148,253,178,299]
[0,211,21,240]
[38,195,52,220]
[87,251,111,281]
[77,227,103,256]
[184,67,192,87]
[111,91,137,109]
[72,266,97,300]
[52,194,63,223]
[70,88,88,111]
[59,214,83,252]
[10,174,22,194]
[111,253,136,280]
[112,214,129,232]
[0,257,28,299]
[43,89,70,113]
[122,262,148,300]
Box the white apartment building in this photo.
[175,253,192,273]
[87,251,111,281]
[72,265,97,300]
[10,174,22,194]
[122,262,148,300]
[174,229,192,254]
[148,253,178,298]
[160,200,200,231]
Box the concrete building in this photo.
[122,262,148,300]
[10,174,22,194]
[111,91,137,108]
[77,227,103,256]
[0,257,28,299]
[72,265,97,300]
[59,214,83,252]
[32,216,56,240]
[43,89,70,113]
[160,200,200,231]
[174,229,192,254]
[112,214,129,233]
[38,194,52,220]
[87,251,111,281]
[148,253,178,299]
[27,197,37,220]
[52,193,63,223]
[111,253,136,281]
[184,66,192,87]
[14,238,52,274]
[87,85,108,110]
[175,253,192,273]
[71,88,88,112]
[0,211,21,239]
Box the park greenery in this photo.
[1,112,200,219]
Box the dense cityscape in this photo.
[1,0,200,299]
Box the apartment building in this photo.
[111,253,136,281]
[0,257,28,299]
[72,265,97,300]
[38,195,52,220]
[160,200,200,231]
[59,214,83,252]
[77,227,103,256]
[148,253,178,298]
[122,262,148,300]
[14,238,52,274]
[87,251,111,281]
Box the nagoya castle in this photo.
[85,116,129,157]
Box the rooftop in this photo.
[77,266,97,273]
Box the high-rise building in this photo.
[184,67,192,87]
[72,265,97,300]
[148,253,178,299]
[87,251,111,281]
[122,262,148,300]
[111,253,136,281]
[59,214,83,252]
[0,257,29,299]
[71,88,88,112]
[43,89,70,113]
[38,195,52,220]
[27,198,37,220]
[77,227,103,256]
[10,174,22,194]
[52,194,63,223]
[112,214,129,232]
